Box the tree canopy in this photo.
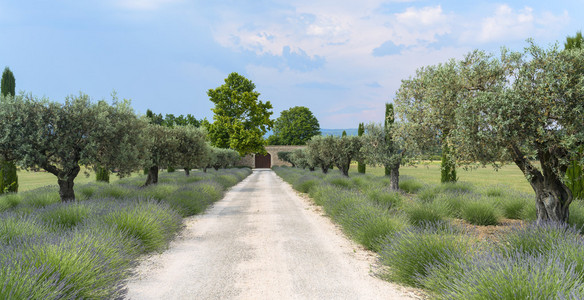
[0,93,147,201]
[268,106,320,145]
[394,61,461,182]
[399,41,584,223]
[206,72,274,156]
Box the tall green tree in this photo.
[0,67,18,193]
[565,31,583,50]
[0,93,148,201]
[384,104,393,176]
[1,67,15,97]
[206,72,274,155]
[564,31,584,200]
[268,106,320,145]
[357,123,366,174]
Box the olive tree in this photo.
[306,135,336,174]
[210,148,240,170]
[174,125,207,176]
[199,143,215,173]
[452,42,584,223]
[290,148,314,171]
[143,124,180,186]
[332,136,362,177]
[361,121,408,191]
[395,60,461,183]
[0,93,147,201]
[277,151,295,167]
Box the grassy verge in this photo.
[356,162,534,195]
[15,167,146,192]
[0,168,251,299]
[274,166,584,299]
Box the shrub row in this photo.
[0,168,251,299]
[274,166,584,299]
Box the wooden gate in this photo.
[255,153,271,168]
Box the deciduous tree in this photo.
[268,106,320,145]
[206,72,274,155]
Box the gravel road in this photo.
[125,169,419,300]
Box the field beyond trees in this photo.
[361,162,534,195]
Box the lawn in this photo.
[17,169,148,192]
[353,161,534,195]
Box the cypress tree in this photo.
[564,32,584,198]
[95,166,110,183]
[440,142,457,183]
[0,67,18,193]
[357,122,366,174]
[384,103,393,176]
[342,130,347,137]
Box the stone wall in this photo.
[236,145,305,168]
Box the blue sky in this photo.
[0,1,581,128]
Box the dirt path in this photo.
[125,169,420,299]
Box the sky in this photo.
[0,1,581,129]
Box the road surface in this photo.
[125,169,419,299]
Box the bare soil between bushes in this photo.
[124,169,422,299]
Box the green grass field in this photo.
[17,169,145,192]
[352,161,534,195]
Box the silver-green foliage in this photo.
[397,41,584,222]
[0,93,147,201]
[306,135,362,176]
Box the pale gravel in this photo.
[124,169,423,300]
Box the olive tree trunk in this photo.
[184,167,190,176]
[144,165,159,186]
[45,165,80,202]
[511,145,572,223]
[390,163,400,191]
[58,177,76,202]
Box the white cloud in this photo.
[474,4,569,43]
[205,1,572,127]
[115,0,183,11]
[388,5,452,46]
